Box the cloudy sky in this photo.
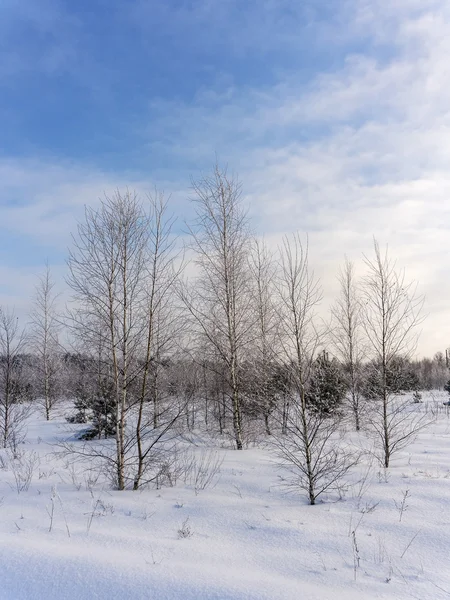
[1,0,449,357]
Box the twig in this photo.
[400,529,421,559]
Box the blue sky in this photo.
[1,0,449,355]
[1,0,370,171]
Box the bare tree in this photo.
[247,238,280,435]
[274,405,358,504]
[361,239,427,468]
[276,234,322,415]
[30,264,62,420]
[330,259,365,430]
[67,190,148,489]
[0,308,30,448]
[182,165,253,449]
[66,190,183,491]
[273,234,357,505]
[133,191,183,490]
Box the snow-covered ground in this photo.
[1,392,450,600]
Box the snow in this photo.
[1,393,450,599]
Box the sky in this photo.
[0,0,449,357]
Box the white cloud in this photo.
[0,157,192,325]
[139,1,450,356]
[1,1,449,356]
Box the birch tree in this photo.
[247,238,280,435]
[132,192,183,490]
[274,235,356,504]
[183,165,252,449]
[66,190,183,490]
[330,259,365,430]
[30,265,62,420]
[361,240,427,468]
[0,308,29,448]
[67,191,148,489]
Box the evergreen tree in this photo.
[81,376,116,440]
[65,353,117,438]
[305,351,346,415]
[363,355,420,400]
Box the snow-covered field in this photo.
[2,392,450,600]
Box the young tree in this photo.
[305,351,346,416]
[276,234,322,413]
[132,191,183,490]
[247,238,280,435]
[66,321,117,439]
[0,308,30,448]
[274,235,356,505]
[330,259,365,430]
[30,265,62,420]
[362,355,419,400]
[182,165,253,449]
[67,190,148,489]
[361,240,427,468]
[66,190,183,490]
